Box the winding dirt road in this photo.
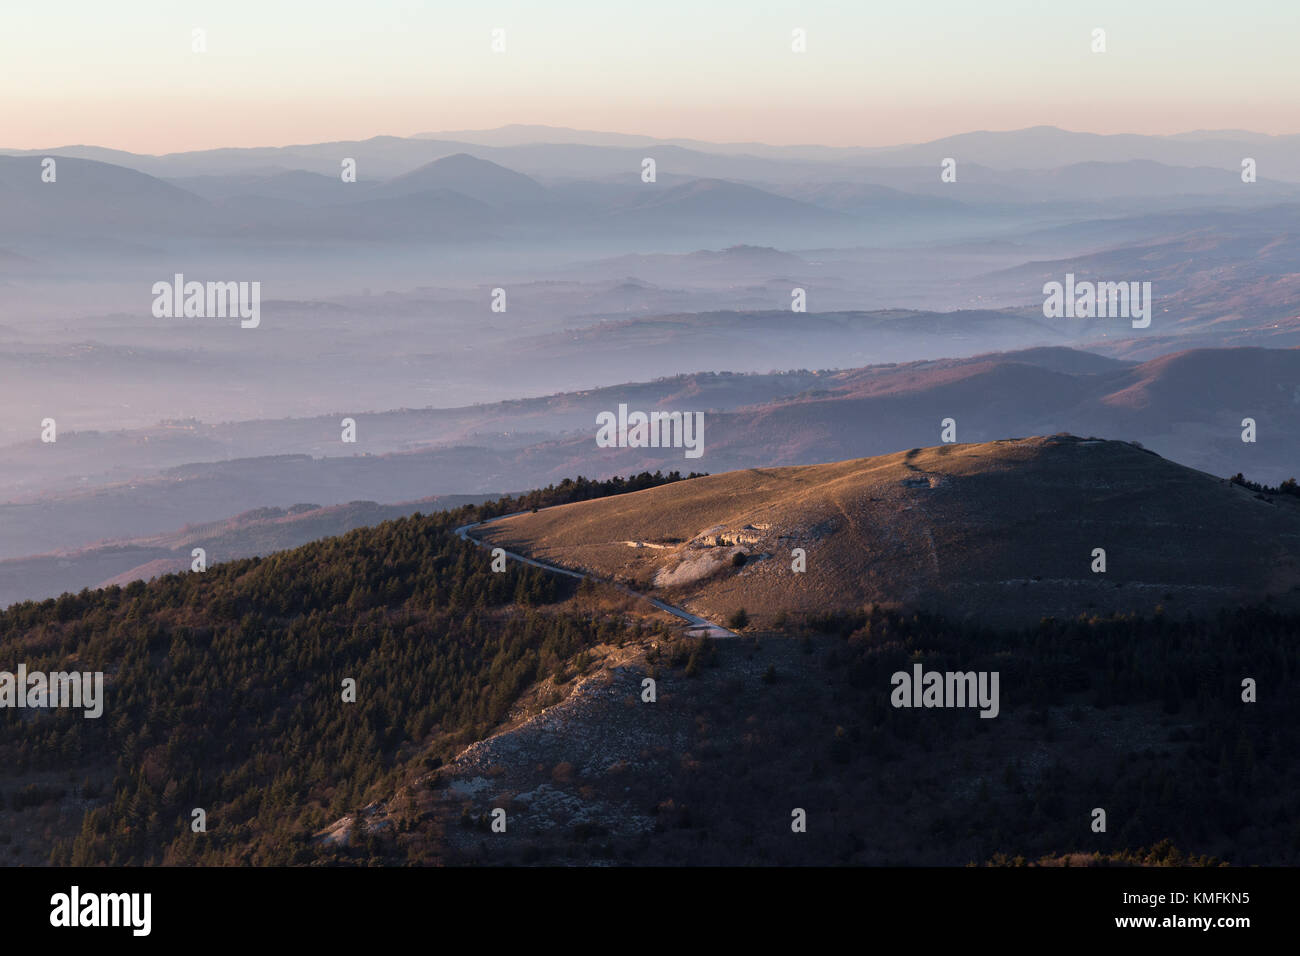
[455,510,736,638]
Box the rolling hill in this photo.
[0,154,212,237]
[365,153,548,205]
[476,435,1300,627]
[4,464,1298,867]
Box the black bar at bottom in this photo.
[1,864,1278,942]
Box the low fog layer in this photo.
[1,125,1296,607]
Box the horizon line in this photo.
[5,123,1300,159]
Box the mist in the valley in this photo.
[2,127,1298,606]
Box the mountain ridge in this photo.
[478,434,1300,626]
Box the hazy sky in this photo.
[2,0,1296,153]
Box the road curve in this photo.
[454,510,737,638]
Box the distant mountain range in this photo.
[6,126,1300,247]
[24,124,1279,181]
[413,124,1300,177]
[0,152,849,242]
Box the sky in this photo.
[2,0,1297,153]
